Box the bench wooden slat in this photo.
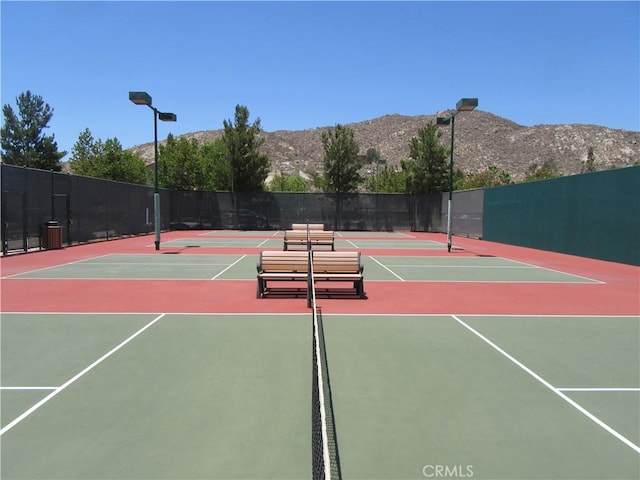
[283,230,335,251]
[257,250,365,298]
[291,223,325,230]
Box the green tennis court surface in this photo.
[198,231,413,238]
[1,313,310,479]
[322,314,639,479]
[8,254,599,283]
[2,313,637,479]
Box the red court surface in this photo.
[1,231,638,316]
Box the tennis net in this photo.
[310,249,342,480]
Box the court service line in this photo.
[256,239,270,247]
[1,253,115,279]
[346,239,359,248]
[383,264,542,269]
[558,387,640,392]
[504,258,604,284]
[368,256,405,281]
[451,314,640,454]
[81,261,232,266]
[0,313,166,437]
[0,387,57,390]
[211,255,247,280]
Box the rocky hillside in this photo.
[130,111,640,182]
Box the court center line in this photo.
[557,387,640,392]
[346,239,359,248]
[256,239,270,247]
[211,255,246,280]
[369,256,405,281]
[0,313,166,437]
[451,314,640,454]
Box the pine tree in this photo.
[1,91,66,170]
[222,105,270,192]
[321,124,362,194]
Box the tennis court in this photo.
[1,230,638,479]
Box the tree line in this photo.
[2,90,606,194]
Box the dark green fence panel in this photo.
[483,167,640,265]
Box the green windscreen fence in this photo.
[483,166,640,266]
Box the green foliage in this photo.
[452,168,466,190]
[1,90,66,170]
[69,129,149,184]
[69,128,99,173]
[402,122,449,194]
[365,147,382,165]
[525,158,559,182]
[363,165,407,193]
[269,172,310,192]
[159,135,230,191]
[461,165,511,189]
[200,139,232,190]
[321,124,362,194]
[222,105,270,192]
[581,146,597,173]
[158,134,201,190]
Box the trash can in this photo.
[42,220,63,249]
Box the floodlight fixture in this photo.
[456,98,478,112]
[128,91,177,250]
[129,91,152,106]
[158,112,177,122]
[436,97,479,252]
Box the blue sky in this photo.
[2,1,639,160]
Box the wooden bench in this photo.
[291,223,325,231]
[256,250,309,298]
[283,230,335,251]
[312,251,365,298]
[256,250,366,298]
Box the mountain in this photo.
[130,111,640,182]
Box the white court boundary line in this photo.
[558,387,640,392]
[451,314,640,454]
[504,258,604,284]
[367,255,602,284]
[0,313,166,436]
[1,386,57,390]
[368,256,405,281]
[1,253,114,279]
[3,254,248,281]
[211,255,247,280]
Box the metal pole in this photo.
[153,108,160,251]
[446,115,455,253]
[50,169,55,220]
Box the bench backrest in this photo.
[291,223,325,230]
[312,251,362,274]
[284,230,334,241]
[259,251,309,273]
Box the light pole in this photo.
[129,91,177,250]
[437,97,478,252]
